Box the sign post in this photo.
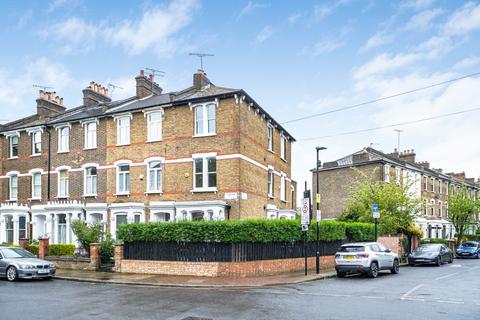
[315,194,321,274]
[372,203,380,241]
[301,198,310,276]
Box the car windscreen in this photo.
[339,246,365,252]
[0,248,36,258]
[415,245,440,253]
[461,242,477,248]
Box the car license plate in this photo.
[344,255,355,259]
[462,253,469,255]
[38,269,49,274]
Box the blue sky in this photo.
[1,0,480,193]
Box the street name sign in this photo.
[372,203,380,219]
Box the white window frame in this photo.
[56,166,70,198]
[144,109,163,142]
[384,165,390,183]
[82,163,99,197]
[430,199,435,216]
[114,114,132,146]
[267,124,274,152]
[431,177,435,192]
[438,200,442,217]
[280,134,287,161]
[32,131,42,156]
[192,153,217,192]
[280,172,286,202]
[145,157,164,193]
[193,102,217,137]
[115,160,131,195]
[395,167,401,185]
[267,167,274,198]
[83,121,97,149]
[57,126,70,153]
[7,172,19,201]
[423,176,428,191]
[30,170,42,200]
[9,134,19,159]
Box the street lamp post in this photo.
[315,146,327,274]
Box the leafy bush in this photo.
[49,244,75,256]
[462,234,480,241]
[100,234,115,264]
[117,219,356,243]
[420,238,449,245]
[71,220,103,252]
[27,245,39,256]
[344,222,376,241]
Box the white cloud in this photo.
[237,1,270,19]
[40,0,198,57]
[312,38,345,55]
[313,0,350,20]
[353,52,421,80]
[104,0,199,56]
[255,26,275,43]
[17,10,32,29]
[0,57,73,122]
[443,2,480,36]
[454,56,480,69]
[400,0,436,11]
[404,8,444,31]
[360,32,393,52]
[288,12,301,25]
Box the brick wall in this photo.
[378,236,404,257]
[119,256,335,277]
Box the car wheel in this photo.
[448,255,453,263]
[391,259,400,274]
[368,262,379,278]
[336,271,346,278]
[436,257,442,267]
[476,253,480,259]
[6,266,18,282]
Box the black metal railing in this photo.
[124,240,343,262]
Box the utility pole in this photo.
[315,147,327,274]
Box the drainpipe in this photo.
[46,125,52,201]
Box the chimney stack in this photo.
[83,81,112,107]
[36,90,66,117]
[399,149,416,163]
[416,161,430,169]
[135,69,162,98]
[193,69,210,90]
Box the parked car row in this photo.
[335,241,479,278]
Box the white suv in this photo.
[334,242,400,278]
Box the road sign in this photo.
[372,203,380,219]
[301,198,310,225]
[316,209,321,222]
[316,194,321,203]
[301,224,309,231]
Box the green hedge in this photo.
[345,222,376,242]
[26,244,75,257]
[117,219,371,243]
[462,234,480,241]
[420,238,449,245]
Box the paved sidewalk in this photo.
[54,268,336,288]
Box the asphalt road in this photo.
[1,259,479,320]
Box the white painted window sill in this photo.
[280,157,287,163]
[29,197,42,201]
[7,199,17,202]
[8,157,18,160]
[116,143,130,147]
[56,196,69,199]
[146,139,162,143]
[192,188,217,193]
[193,133,216,138]
[83,147,97,151]
[268,149,275,154]
[268,195,275,199]
[57,151,69,154]
[30,154,41,158]
[83,194,97,198]
[115,193,130,196]
[280,199,287,203]
[145,191,163,195]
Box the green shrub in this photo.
[71,220,103,252]
[117,219,352,243]
[462,234,480,241]
[49,244,75,256]
[344,222,375,241]
[420,238,449,245]
[27,245,39,256]
[100,235,115,264]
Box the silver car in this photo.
[335,242,400,278]
[0,247,56,281]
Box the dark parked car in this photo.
[0,247,56,281]
[408,244,453,266]
[456,241,480,259]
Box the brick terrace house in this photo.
[0,70,297,245]
[312,147,479,239]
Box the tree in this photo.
[447,187,479,245]
[339,168,421,236]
